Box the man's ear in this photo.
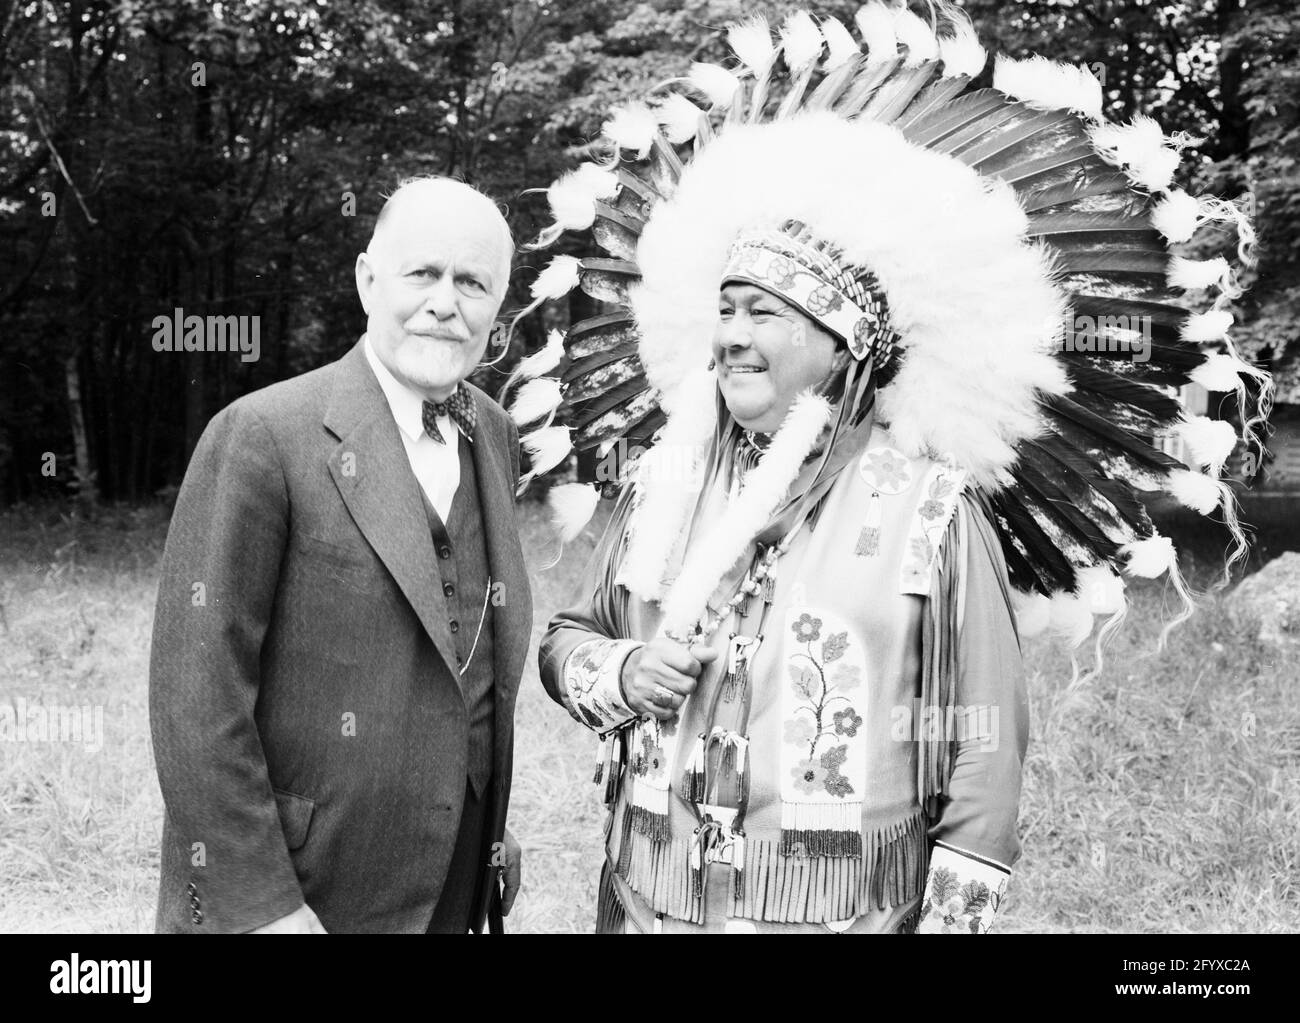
[355,251,375,315]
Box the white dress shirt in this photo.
[363,334,462,523]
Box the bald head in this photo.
[356,176,514,401]
[368,177,513,294]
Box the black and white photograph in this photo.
[0,0,1296,970]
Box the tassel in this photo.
[680,732,707,804]
[604,734,623,805]
[1166,467,1225,515]
[1189,352,1246,393]
[854,491,883,556]
[593,736,606,785]
[519,425,572,478]
[1168,255,1238,296]
[1090,114,1197,192]
[531,164,619,249]
[1047,589,1094,648]
[514,328,565,381]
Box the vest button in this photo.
[443,582,455,597]
[438,545,452,559]
[449,619,460,634]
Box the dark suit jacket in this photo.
[149,338,532,933]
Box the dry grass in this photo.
[0,500,1297,933]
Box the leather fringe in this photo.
[918,504,963,819]
[595,860,626,934]
[608,800,928,925]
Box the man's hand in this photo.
[619,636,718,721]
[500,827,522,916]
[249,903,327,934]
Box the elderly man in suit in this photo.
[149,176,531,933]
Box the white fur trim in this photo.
[516,329,565,380]
[820,16,860,71]
[1090,115,1192,192]
[1120,534,1175,578]
[520,426,572,477]
[728,14,777,74]
[629,112,1069,491]
[780,10,824,72]
[602,104,659,159]
[939,22,987,79]
[509,377,562,426]
[1166,467,1224,515]
[1011,588,1050,638]
[617,368,719,601]
[689,62,740,108]
[1189,353,1245,392]
[656,92,706,145]
[546,164,619,231]
[1175,416,1236,474]
[1150,189,1200,243]
[891,7,939,67]
[657,392,832,636]
[548,483,600,543]
[993,55,1102,118]
[854,2,898,66]
[1181,309,1233,344]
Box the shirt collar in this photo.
[363,333,442,444]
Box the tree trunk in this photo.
[64,349,96,509]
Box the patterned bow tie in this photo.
[421,387,476,444]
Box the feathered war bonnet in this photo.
[512,1,1270,646]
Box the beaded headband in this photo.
[720,220,899,368]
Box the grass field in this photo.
[1,499,1297,933]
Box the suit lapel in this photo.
[324,341,461,677]
[463,385,529,692]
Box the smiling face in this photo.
[713,282,848,433]
[355,179,512,401]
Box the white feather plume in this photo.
[1077,564,1126,615]
[1011,588,1051,638]
[1189,352,1246,392]
[1175,416,1237,474]
[548,483,599,543]
[529,255,581,300]
[728,14,776,75]
[820,16,860,71]
[939,22,987,79]
[656,92,706,145]
[891,6,939,68]
[994,55,1103,118]
[545,164,619,232]
[780,10,824,73]
[1166,467,1224,515]
[688,62,740,108]
[1150,189,1201,242]
[1047,590,1094,648]
[1181,309,1233,344]
[657,392,832,636]
[516,329,565,381]
[1168,255,1235,293]
[1121,534,1176,578]
[602,103,659,159]
[1090,114,1194,192]
[520,425,573,477]
[854,2,898,66]
[509,377,562,426]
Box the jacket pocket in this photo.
[272,788,316,851]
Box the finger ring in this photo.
[652,685,673,706]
